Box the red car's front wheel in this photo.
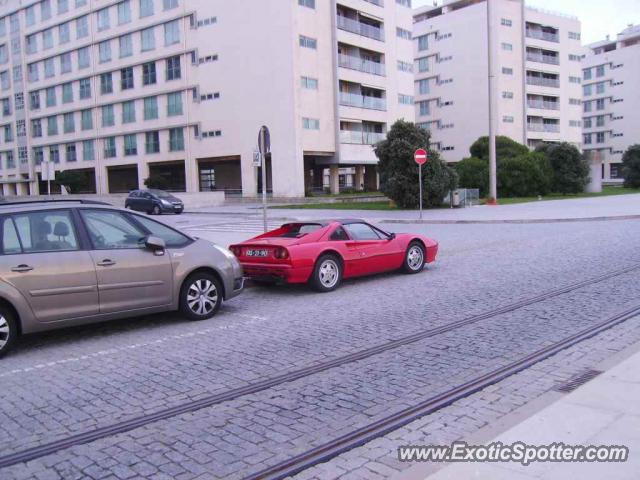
[310,254,343,292]
[403,242,426,274]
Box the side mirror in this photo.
[388,233,396,240]
[145,235,166,254]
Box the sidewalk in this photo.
[401,345,640,480]
[186,194,640,224]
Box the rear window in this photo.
[277,224,323,238]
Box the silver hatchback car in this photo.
[0,200,244,357]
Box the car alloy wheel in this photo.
[0,309,17,358]
[403,242,425,274]
[180,273,223,320]
[311,254,343,292]
[152,205,161,215]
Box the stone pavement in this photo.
[398,344,640,480]
[187,193,640,224]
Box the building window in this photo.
[43,29,54,50]
[141,27,155,51]
[301,76,318,89]
[6,150,14,168]
[58,0,69,14]
[169,127,184,151]
[34,147,44,165]
[46,87,56,107]
[501,18,512,26]
[27,64,39,83]
[569,54,581,62]
[102,104,115,127]
[569,31,581,40]
[100,72,113,94]
[1,98,10,116]
[501,42,513,51]
[596,82,605,94]
[167,92,183,116]
[583,134,591,144]
[26,5,37,26]
[62,82,73,103]
[120,67,134,90]
[17,119,26,137]
[66,144,77,162]
[83,140,94,161]
[49,145,59,164]
[47,116,58,136]
[14,93,23,111]
[164,20,180,45]
[299,0,315,7]
[502,91,514,99]
[166,56,181,80]
[3,123,12,141]
[416,78,429,95]
[31,119,42,137]
[397,28,412,40]
[18,146,28,164]
[122,100,136,123]
[63,113,75,133]
[143,62,157,85]
[569,120,581,127]
[503,115,514,123]
[81,109,93,130]
[302,118,320,130]
[417,57,429,72]
[79,78,91,99]
[99,41,112,63]
[13,66,22,82]
[119,34,133,58]
[124,134,137,155]
[569,98,581,105]
[596,65,605,77]
[596,132,605,143]
[144,96,158,119]
[583,118,592,128]
[118,0,132,25]
[299,35,317,49]
[596,98,605,110]
[97,8,110,31]
[59,22,71,44]
[583,84,592,96]
[104,137,116,158]
[41,0,52,20]
[30,91,40,110]
[397,60,413,73]
[163,0,178,10]
[502,67,513,75]
[77,16,89,39]
[26,35,38,55]
[569,76,581,84]
[418,100,429,116]
[0,71,10,91]
[0,44,7,63]
[398,94,413,105]
[77,47,90,69]
[596,115,605,127]
[145,131,160,153]
[583,101,591,112]
[140,0,154,17]
[583,68,591,80]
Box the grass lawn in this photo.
[486,186,640,205]
[271,201,397,210]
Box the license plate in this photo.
[247,249,268,257]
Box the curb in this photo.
[380,215,640,225]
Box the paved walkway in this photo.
[188,193,640,224]
[399,345,640,480]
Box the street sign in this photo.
[258,125,271,155]
[414,149,428,165]
[252,150,262,167]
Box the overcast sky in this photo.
[412,0,640,44]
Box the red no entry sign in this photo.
[414,149,428,165]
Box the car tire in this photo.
[0,306,18,358]
[403,241,426,274]
[152,205,161,215]
[310,254,343,292]
[179,272,223,321]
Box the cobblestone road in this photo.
[1,216,639,479]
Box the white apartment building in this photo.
[0,0,415,198]
[582,24,640,183]
[413,0,583,162]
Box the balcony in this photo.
[339,91,386,110]
[337,15,384,41]
[527,100,560,110]
[340,130,386,144]
[527,123,560,132]
[526,29,559,43]
[526,53,559,65]
[338,54,385,76]
[526,76,560,88]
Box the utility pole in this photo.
[487,0,498,204]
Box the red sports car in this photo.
[229,219,438,292]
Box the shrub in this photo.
[144,174,169,190]
[455,157,489,197]
[55,170,90,194]
[622,144,640,188]
[469,136,529,161]
[545,143,590,194]
[498,152,551,197]
[376,120,458,208]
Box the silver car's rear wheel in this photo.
[0,308,17,358]
[180,273,223,320]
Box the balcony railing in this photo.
[338,54,385,76]
[526,76,560,88]
[340,130,386,145]
[527,100,560,110]
[337,15,384,41]
[525,29,559,42]
[526,53,560,65]
[527,123,560,132]
[339,91,386,110]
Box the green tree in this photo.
[55,170,88,194]
[622,144,640,188]
[144,174,169,190]
[375,120,458,208]
[455,157,489,197]
[498,152,551,197]
[545,143,590,194]
[469,136,529,161]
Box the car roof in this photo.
[0,200,116,213]
[282,219,367,227]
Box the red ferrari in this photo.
[229,219,438,292]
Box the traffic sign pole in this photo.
[419,166,423,220]
[414,149,428,221]
[258,126,271,233]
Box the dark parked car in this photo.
[125,189,184,215]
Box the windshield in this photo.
[149,190,174,199]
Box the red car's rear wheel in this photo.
[310,254,342,292]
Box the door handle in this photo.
[11,264,33,273]
[97,259,116,267]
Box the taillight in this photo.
[229,246,241,257]
[274,247,289,260]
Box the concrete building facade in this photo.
[413,0,583,162]
[0,0,415,198]
[582,24,640,184]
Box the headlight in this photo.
[161,199,172,206]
